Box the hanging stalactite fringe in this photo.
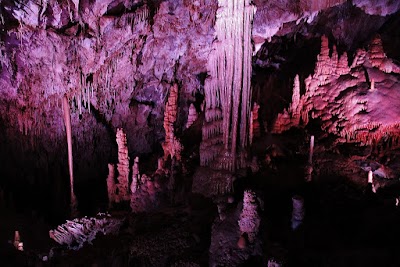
[201,0,256,171]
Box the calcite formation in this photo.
[162,84,183,162]
[200,0,256,172]
[238,190,261,243]
[273,35,400,146]
[250,103,260,144]
[49,213,123,250]
[291,195,305,230]
[185,103,198,129]
[62,95,78,216]
[131,157,140,194]
[115,128,130,202]
[106,163,116,208]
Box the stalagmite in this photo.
[162,84,182,161]
[238,190,261,243]
[368,170,373,183]
[13,230,23,251]
[116,128,130,202]
[106,164,116,208]
[250,103,260,144]
[200,0,256,171]
[131,157,140,194]
[368,170,376,193]
[291,195,305,230]
[62,95,78,216]
[309,135,315,164]
[272,74,302,133]
[289,75,301,125]
[306,135,314,182]
[185,103,198,129]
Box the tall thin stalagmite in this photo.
[62,95,78,216]
[201,0,256,171]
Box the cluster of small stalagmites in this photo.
[107,130,143,207]
[272,35,400,145]
[49,213,122,250]
[162,84,183,162]
[238,190,261,245]
[308,36,350,86]
[185,103,198,129]
[130,175,164,213]
[367,35,400,74]
[273,75,303,133]
[116,128,130,202]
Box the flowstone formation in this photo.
[273,35,400,145]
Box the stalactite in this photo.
[201,0,256,171]
[62,95,78,216]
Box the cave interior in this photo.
[1,0,400,266]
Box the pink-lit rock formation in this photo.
[185,103,198,129]
[200,0,256,172]
[115,128,130,202]
[49,213,122,250]
[273,75,302,133]
[106,163,116,208]
[238,190,261,243]
[131,156,140,194]
[162,84,182,162]
[250,103,261,144]
[62,95,78,216]
[130,176,165,213]
[273,35,400,146]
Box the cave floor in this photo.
[2,133,400,266]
